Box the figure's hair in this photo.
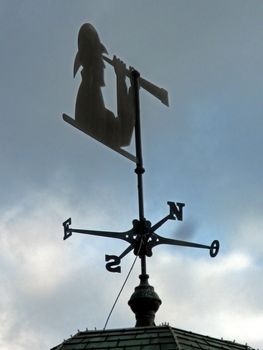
[77,23,108,86]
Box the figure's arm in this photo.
[112,56,135,147]
[112,56,128,111]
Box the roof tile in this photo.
[51,325,254,350]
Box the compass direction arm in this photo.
[148,233,219,258]
[150,201,186,232]
[118,244,134,259]
[63,218,134,243]
[150,214,171,232]
[105,244,134,273]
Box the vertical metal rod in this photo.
[131,69,147,276]
[132,70,144,221]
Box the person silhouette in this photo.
[73,23,134,149]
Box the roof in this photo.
[51,325,254,350]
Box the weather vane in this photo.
[62,23,219,277]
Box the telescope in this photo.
[102,55,169,107]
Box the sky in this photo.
[0,0,263,349]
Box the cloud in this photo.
[0,190,94,348]
[0,187,141,349]
[147,249,262,349]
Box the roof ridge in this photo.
[169,326,255,349]
[168,326,181,350]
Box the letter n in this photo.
[167,201,185,221]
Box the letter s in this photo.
[105,255,121,273]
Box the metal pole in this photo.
[131,69,147,276]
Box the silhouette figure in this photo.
[73,23,134,149]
